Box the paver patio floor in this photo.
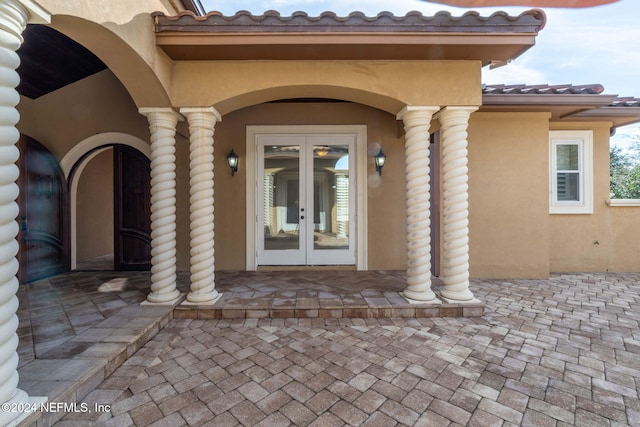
[42,272,640,426]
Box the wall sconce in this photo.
[227,150,239,176]
[374,149,386,176]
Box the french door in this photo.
[257,134,355,265]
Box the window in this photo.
[549,130,593,214]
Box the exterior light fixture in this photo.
[227,150,239,176]
[374,149,386,176]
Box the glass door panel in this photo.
[257,134,355,266]
[257,137,305,265]
[306,136,355,265]
[311,145,349,250]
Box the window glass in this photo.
[556,172,579,201]
[556,144,579,171]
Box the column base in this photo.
[438,294,481,304]
[181,292,223,306]
[141,292,184,306]
[401,291,441,305]
[1,394,47,427]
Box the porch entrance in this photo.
[257,135,355,266]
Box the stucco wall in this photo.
[466,112,551,278]
[17,70,150,160]
[76,149,114,261]
[548,122,640,272]
[607,206,640,271]
[173,60,482,115]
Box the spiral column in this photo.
[436,106,477,301]
[139,108,182,304]
[180,107,222,305]
[0,1,49,425]
[397,106,440,302]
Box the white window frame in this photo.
[549,130,593,214]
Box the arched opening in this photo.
[211,96,407,271]
[62,134,151,271]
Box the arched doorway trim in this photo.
[212,84,406,117]
[61,132,150,177]
[61,132,150,269]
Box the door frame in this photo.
[246,125,368,270]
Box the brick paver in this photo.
[56,273,640,426]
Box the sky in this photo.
[202,0,640,149]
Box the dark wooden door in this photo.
[17,135,67,283]
[113,145,151,270]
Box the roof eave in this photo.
[568,106,640,128]
[155,32,539,63]
[153,9,545,62]
[483,93,617,106]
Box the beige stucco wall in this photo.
[466,112,551,278]
[607,206,640,271]
[212,102,407,270]
[17,70,151,160]
[173,60,482,115]
[548,122,640,272]
[76,149,113,261]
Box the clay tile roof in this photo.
[482,83,605,95]
[610,97,640,107]
[483,84,640,109]
[153,9,546,33]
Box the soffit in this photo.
[152,10,545,64]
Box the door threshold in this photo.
[257,265,356,271]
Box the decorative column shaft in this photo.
[397,106,440,302]
[180,107,222,305]
[139,108,182,304]
[436,106,477,301]
[0,1,49,425]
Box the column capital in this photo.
[18,0,51,23]
[179,106,222,122]
[434,106,479,122]
[396,105,440,121]
[139,107,184,121]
